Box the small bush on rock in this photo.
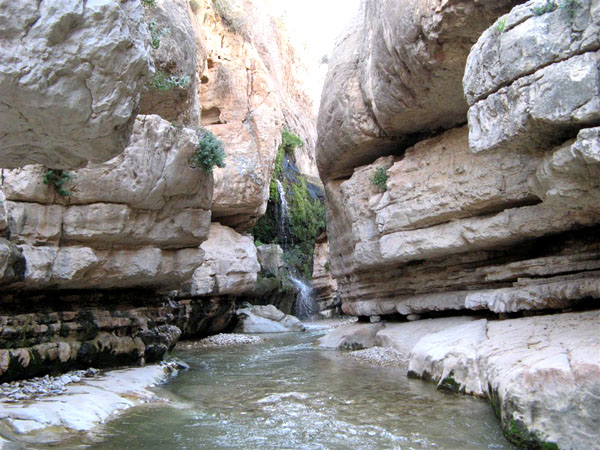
[495,18,507,33]
[190,0,200,12]
[151,72,191,91]
[532,0,558,15]
[191,127,226,173]
[43,169,72,197]
[371,167,388,192]
[141,0,156,7]
[148,21,169,49]
[212,0,249,39]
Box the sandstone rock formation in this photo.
[311,232,340,318]
[0,0,153,169]
[318,1,600,447]
[179,222,260,297]
[139,0,202,124]
[316,0,520,180]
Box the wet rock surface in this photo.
[320,311,600,449]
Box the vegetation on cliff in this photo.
[251,129,325,278]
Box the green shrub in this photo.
[324,261,330,273]
[189,0,200,12]
[496,18,507,33]
[371,167,388,192]
[190,127,226,173]
[141,0,156,7]
[532,0,558,15]
[281,129,304,152]
[43,169,72,197]
[560,0,582,16]
[151,72,191,91]
[148,21,169,49]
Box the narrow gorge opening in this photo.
[0,0,598,449]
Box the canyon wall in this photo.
[0,0,316,381]
[317,0,599,447]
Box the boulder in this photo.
[316,322,384,350]
[179,223,260,297]
[235,304,305,333]
[0,0,152,169]
[316,0,518,180]
[256,244,284,277]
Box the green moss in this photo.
[504,417,559,450]
[250,128,325,278]
[438,371,461,392]
[148,21,169,50]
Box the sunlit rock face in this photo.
[1,115,212,291]
[0,0,153,169]
[195,0,317,230]
[320,0,600,318]
[138,0,202,124]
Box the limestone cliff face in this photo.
[319,0,600,318]
[0,0,315,380]
[0,0,153,169]
[316,0,520,181]
[318,1,599,447]
[195,0,317,230]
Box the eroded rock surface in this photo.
[179,222,260,297]
[196,0,317,229]
[321,0,600,318]
[311,232,340,318]
[235,304,305,333]
[316,0,519,180]
[0,0,153,169]
[1,115,212,291]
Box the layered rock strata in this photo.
[0,0,153,169]
[316,0,520,180]
[1,115,212,291]
[318,1,600,447]
[319,312,600,450]
[319,0,600,318]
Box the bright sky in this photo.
[264,0,361,112]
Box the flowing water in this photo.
[275,179,292,249]
[60,327,514,450]
[289,276,318,320]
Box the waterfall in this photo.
[289,274,318,320]
[276,179,292,249]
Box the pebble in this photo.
[0,368,99,402]
[346,346,407,367]
[177,333,264,349]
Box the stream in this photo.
[63,327,514,449]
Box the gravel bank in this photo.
[178,333,264,349]
[346,346,407,367]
